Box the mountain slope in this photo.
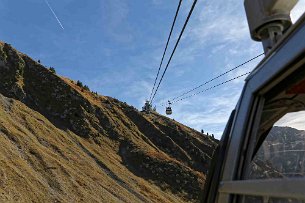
[250,126,305,179]
[0,42,217,203]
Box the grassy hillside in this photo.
[0,42,217,203]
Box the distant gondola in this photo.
[166,101,172,115]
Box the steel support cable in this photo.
[149,0,183,102]
[150,0,198,104]
[170,53,264,102]
[171,71,251,104]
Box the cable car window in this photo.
[240,65,305,202]
[245,73,305,180]
[248,111,305,180]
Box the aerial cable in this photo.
[171,53,264,102]
[171,71,251,104]
[150,0,198,104]
[149,0,183,102]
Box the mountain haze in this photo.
[0,42,217,203]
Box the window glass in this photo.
[241,70,305,202]
[248,111,305,179]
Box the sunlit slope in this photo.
[0,42,217,203]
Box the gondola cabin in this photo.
[166,106,172,115]
[166,101,172,115]
[202,1,305,202]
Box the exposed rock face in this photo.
[0,42,218,203]
[0,43,26,100]
[249,126,305,179]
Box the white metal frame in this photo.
[219,179,305,200]
[215,13,305,203]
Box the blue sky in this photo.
[0,0,304,138]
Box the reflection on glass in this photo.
[244,119,305,202]
[248,111,305,179]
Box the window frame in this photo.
[219,178,305,199]
[201,110,236,203]
[215,13,305,203]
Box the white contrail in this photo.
[44,0,64,30]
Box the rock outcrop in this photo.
[250,126,305,179]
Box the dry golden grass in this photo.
[0,94,189,203]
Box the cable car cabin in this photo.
[166,107,172,115]
[202,2,305,203]
[166,100,172,115]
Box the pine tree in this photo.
[49,67,56,74]
[76,80,83,88]
[83,85,90,91]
